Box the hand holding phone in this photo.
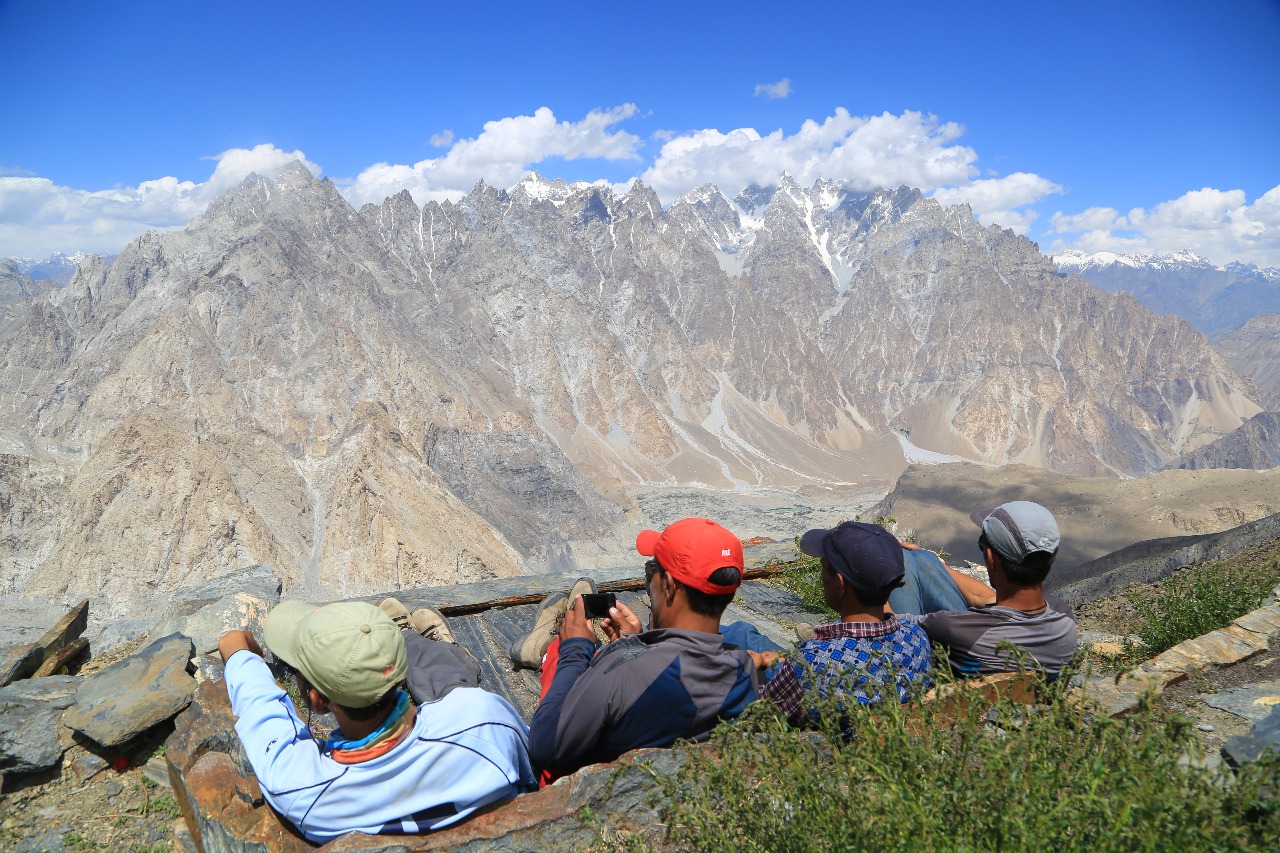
[580,592,617,620]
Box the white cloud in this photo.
[931,173,1062,233]
[1049,185,1280,267]
[638,109,980,202]
[342,105,644,209]
[430,130,454,147]
[754,78,792,99]
[0,144,318,258]
[1049,206,1125,233]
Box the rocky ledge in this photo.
[4,549,1280,850]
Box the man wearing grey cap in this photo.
[759,521,934,723]
[892,500,1078,678]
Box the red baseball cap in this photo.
[635,518,744,595]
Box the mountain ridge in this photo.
[0,163,1261,611]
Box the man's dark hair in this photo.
[824,558,891,606]
[679,566,741,617]
[290,667,402,721]
[1000,550,1056,586]
[336,685,402,721]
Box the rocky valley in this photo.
[0,164,1267,625]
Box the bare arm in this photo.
[945,566,996,606]
[899,540,995,606]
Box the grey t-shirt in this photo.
[905,595,1078,676]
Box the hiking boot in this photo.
[409,606,457,644]
[379,597,412,631]
[795,622,815,642]
[508,591,569,669]
[567,577,597,613]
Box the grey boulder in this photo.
[63,633,195,748]
[0,675,81,774]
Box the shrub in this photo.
[647,670,1280,851]
[1127,556,1280,656]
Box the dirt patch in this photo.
[0,724,182,851]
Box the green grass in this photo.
[1127,554,1280,656]
[769,546,836,619]
[643,669,1280,851]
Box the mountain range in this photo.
[1053,249,1280,335]
[0,164,1262,612]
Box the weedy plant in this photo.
[1127,556,1280,656]
[644,666,1280,851]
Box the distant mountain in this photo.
[8,251,116,286]
[0,164,1260,611]
[1053,249,1280,333]
[1212,313,1280,410]
[1165,412,1280,471]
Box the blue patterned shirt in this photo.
[761,617,933,722]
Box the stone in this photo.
[0,675,81,774]
[94,619,155,653]
[1157,625,1267,672]
[325,747,686,852]
[0,674,80,707]
[0,703,70,775]
[168,678,309,852]
[11,829,67,852]
[1202,680,1280,723]
[143,754,172,790]
[150,592,273,656]
[32,637,89,678]
[1233,603,1280,637]
[63,633,195,748]
[68,752,108,783]
[0,642,42,688]
[1222,704,1280,768]
[35,599,89,658]
[180,750,310,853]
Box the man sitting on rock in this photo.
[217,600,535,844]
[516,518,761,780]
[890,500,1078,678]
[759,521,934,723]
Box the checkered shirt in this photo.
[761,617,933,721]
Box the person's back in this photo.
[534,626,756,771]
[760,522,933,723]
[525,518,759,778]
[893,501,1078,678]
[219,601,535,843]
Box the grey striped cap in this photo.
[970,501,1060,564]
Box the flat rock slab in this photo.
[0,642,43,688]
[150,592,273,656]
[1203,680,1280,723]
[36,599,89,657]
[64,633,196,748]
[171,564,285,609]
[1222,703,1280,767]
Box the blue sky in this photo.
[2,0,1278,266]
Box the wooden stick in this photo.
[436,563,791,616]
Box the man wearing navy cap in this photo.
[892,500,1078,677]
[760,521,934,723]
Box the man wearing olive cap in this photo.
[759,521,934,723]
[217,600,535,844]
[892,500,1078,677]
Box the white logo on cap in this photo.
[722,549,731,556]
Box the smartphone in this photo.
[580,592,617,619]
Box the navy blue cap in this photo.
[799,521,905,599]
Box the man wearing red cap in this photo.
[523,518,761,779]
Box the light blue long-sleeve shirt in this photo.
[224,650,535,843]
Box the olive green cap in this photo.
[263,600,407,708]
